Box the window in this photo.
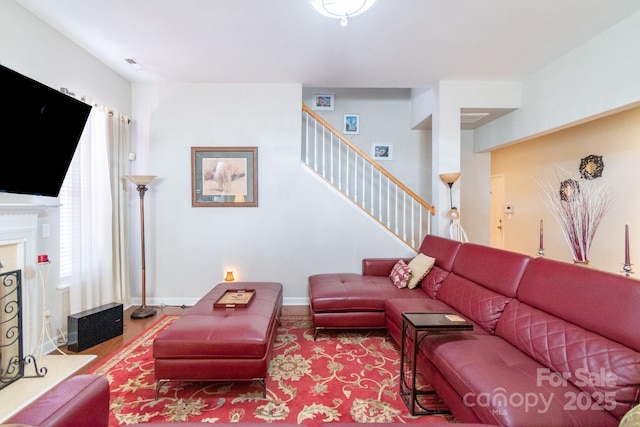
[59,141,80,285]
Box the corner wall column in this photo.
[431,82,461,238]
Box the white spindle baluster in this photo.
[403,191,407,241]
[386,178,390,227]
[377,169,381,218]
[346,148,350,198]
[338,139,342,191]
[329,133,334,184]
[394,185,399,235]
[370,164,374,215]
[354,152,358,203]
[304,112,309,164]
[313,118,318,170]
[411,198,415,248]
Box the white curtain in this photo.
[67,102,131,313]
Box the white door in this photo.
[490,174,505,249]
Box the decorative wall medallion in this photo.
[559,179,580,202]
[579,154,604,179]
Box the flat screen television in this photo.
[0,63,91,197]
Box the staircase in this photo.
[301,104,434,251]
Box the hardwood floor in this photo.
[60,304,310,375]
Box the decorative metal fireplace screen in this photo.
[1,270,23,390]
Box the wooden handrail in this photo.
[302,104,435,215]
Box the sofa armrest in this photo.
[5,374,110,427]
[362,258,412,276]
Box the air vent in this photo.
[124,57,145,70]
[460,112,490,124]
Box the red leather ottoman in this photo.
[153,282,282,398]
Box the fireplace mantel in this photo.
[0,203,60,212]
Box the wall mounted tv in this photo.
[0,63,91,198]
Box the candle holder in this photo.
[623,224,632,277]
[537,248,545,257]
[36,260,66,359]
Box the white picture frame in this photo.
[372,143,393,160]
[343,114,360,134]
[312,92,335,110]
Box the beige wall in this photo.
[491,106,640,274]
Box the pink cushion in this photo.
[421,266,449,298]
[389,260,411,288]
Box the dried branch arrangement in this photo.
[539,168,614,263]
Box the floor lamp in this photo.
[126,175,157,319]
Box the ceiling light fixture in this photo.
[309,0,377,27]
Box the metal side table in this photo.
[400,312,473,415]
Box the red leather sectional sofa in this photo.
[4,374,109,426]
[308,234,640,426]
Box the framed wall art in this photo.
[344,114,359,134]
[191,146,258,207]
[312,92,335,110]
[372,143,393,160]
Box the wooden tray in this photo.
[213,289,255,308]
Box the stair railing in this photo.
[301,104,435,251]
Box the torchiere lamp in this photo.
[439,172,461,224]
[126,175,157,319]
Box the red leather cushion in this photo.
[517,257,640,352]
[437,273,512,334]
[6,374,109,427]
[496,299,640,420]
[421,334,619,426]
[417,234,462,271]
[154,313,274,358]
[421,266,449,298]
[309,273,424,312]
[451,243,531,297]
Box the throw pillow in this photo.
[407,253,436,289]
[389,260,412,289]
[421,266,449,298]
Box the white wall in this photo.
[0,1,131,353]
[131,83,415,305]
[460,130,490,245]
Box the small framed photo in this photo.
[312,92,335,110]
[372,143,393,160]
[344,114,360,134]
[191,146,258,207]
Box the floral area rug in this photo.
[90,315,455,426]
